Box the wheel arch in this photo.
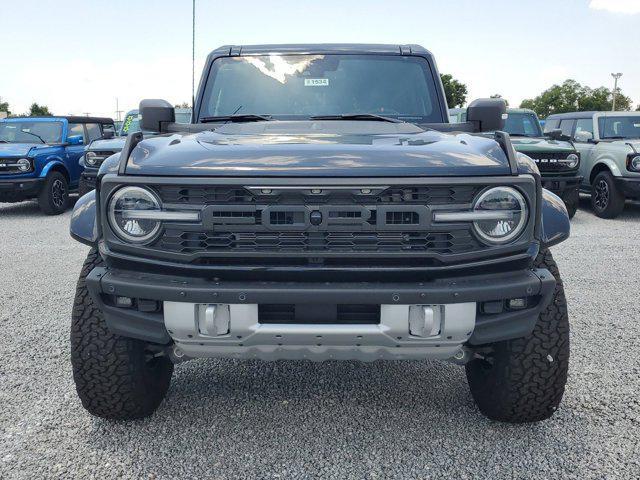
[41,160,71,183]
[589,159,621,183]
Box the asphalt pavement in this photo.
[0,197,639,479]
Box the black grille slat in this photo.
[258,304,380,324]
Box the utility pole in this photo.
[82,112,91,117]
[115,98,123,122]
[192,0,196,110]
[611,73,622,111]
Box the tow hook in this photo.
[449,347,472,365]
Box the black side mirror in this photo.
[546,129,564,141]
[466,98,507,132]
[102,130,115,140]
[139,99,175,133]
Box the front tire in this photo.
[591,171,625,219]
[465,249,569,423]
[71,249,173,420]
[38,171,70,215]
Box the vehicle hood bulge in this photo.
[124,121,512,177]
[89,138,127,152]
[509,137,575,154]
[0,143,43,157]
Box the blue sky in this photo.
[1,0,638,118]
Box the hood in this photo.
[509,137,575,154]
[0,143,43,157]
[607,139,640,151]
[124,121,512,177]
[88,137,127,152]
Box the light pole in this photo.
[192,0,195,110]
[611,73,622,111]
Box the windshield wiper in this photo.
[200,114,272,123]
[20,130,46,143]
[310,113,404,123]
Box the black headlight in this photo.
[627,154,640,172]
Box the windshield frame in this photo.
[0,119,65,144]
[195,52,448,124]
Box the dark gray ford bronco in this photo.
[70,44,571,423]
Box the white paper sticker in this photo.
[304,78,329,87]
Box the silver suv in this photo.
[545,111,640,218]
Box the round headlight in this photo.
[630,155,640,172]
[473,187,528,244]
[108,186,162,243]
[85,151,98,166]
[17,158,31,172]
[562,153,579,169]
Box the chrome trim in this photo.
[121,210,201,221]
[433,210,516,222]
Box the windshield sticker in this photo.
[304,78,329,87]
[122,115,134,133]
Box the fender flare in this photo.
[540,188,570,248]
[40,158,70,180]
[70,189,98,246]
[590,158,623,180]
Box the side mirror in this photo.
[102,129,115,140]
[546,129,564,141]
[67,135,84,145]
[139,99,175,133]
[466,98,507,132]
[574,130,594,143]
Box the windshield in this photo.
[0,121,63,144]
[503,112,543,137]
[598,116,640,139]
[200,54,443,122]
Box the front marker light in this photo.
[108,186,200,244]
[473,187,528,244]
[17,158,32,172]
[560,153,579,169]
[628,155,640,172]
[108,186,163,243]
[433,186,528,245]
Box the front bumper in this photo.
[0,178,44,202]
[85,266,556,361]
[79,169,98,190]
[615,177,640,199]
[541,174,582,200]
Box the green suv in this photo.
[451,108,581,217]
[545,111,640,218]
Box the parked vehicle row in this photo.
[544,111,640,218]
[0,116,114,214]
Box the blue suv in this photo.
[0,116,115,214]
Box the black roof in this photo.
[546,112,597,120]
[11,115,114,124]
[208,43,432,58]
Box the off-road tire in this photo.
[591,171,625,219]
[38,171,70,215]
[465,248,569,423]
[71,249,173,420]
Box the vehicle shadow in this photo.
[576,194,640,221]
[0,196,78,218]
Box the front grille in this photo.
[148,184,489,259]
[159,229,480,254]
[525,152,577,172]
[154,185,480,205]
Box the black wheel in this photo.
[38,171,70,215]
[466,249,569,423]
[591,171,625,219]
[71,249,173,420]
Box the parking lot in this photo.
[0,198,638,479]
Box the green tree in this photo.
[440,74,468,108]
[0,97,10,116]
[28,103,52,116]
[520,79,632,118]
[490,94,509,107]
